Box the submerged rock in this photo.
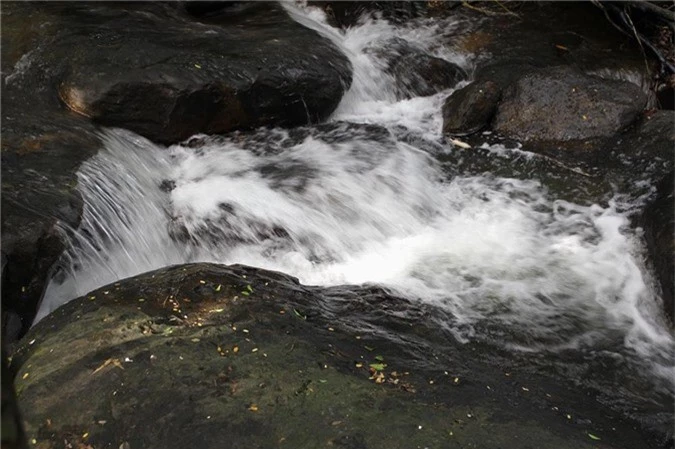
[12,264,671,449]
[493,66,647,143]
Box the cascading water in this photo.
[40,2,672,396]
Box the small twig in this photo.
[623,6,653,76]
[494,0,519,17]
[461,1,497,16]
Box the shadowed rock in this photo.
[50,2,352,144]
[368,37,466,99]
[11,264,672,449]
[493,66,647,143]
[442,80,500,136]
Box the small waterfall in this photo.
[40,2,673,393]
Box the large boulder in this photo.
[4,2,352,146]
[438,2,654,143]
[11,263,668,449]
[52,2,351,144]
[493,66,647,143]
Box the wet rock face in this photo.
[48,2,352,144]
[493,66,647,143]
[12,263,664,449]
[372,37,467,99]
[0,94,101,340]
[639,171,674,325]
[442,80,500,135]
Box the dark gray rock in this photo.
[639,171,674,326]
[1,2,103,340]
[9,2,351,145]
[12,263,667,449]
[369,38,466,99]
[493,66,647,143]
[442,80,501,136]
[0,107,101,341]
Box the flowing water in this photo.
[40,2,673,402]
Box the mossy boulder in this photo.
[11,264,666,449]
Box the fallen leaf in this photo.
[588,433,601,441]
[248,404,258,412]
[369,363,386,371]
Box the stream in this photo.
[37,0,673,427]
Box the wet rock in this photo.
[639,172,674,325]
[493,66,647,143]
[0,115,101,341]
[1,2,103,339]
[442,80,501,136]
[1,349,27,449]
[180,1,244,18]
[370,38,466,98]
[11,263,671,449]
[8,2,351,145]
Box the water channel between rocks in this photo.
[36,0,673,431]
